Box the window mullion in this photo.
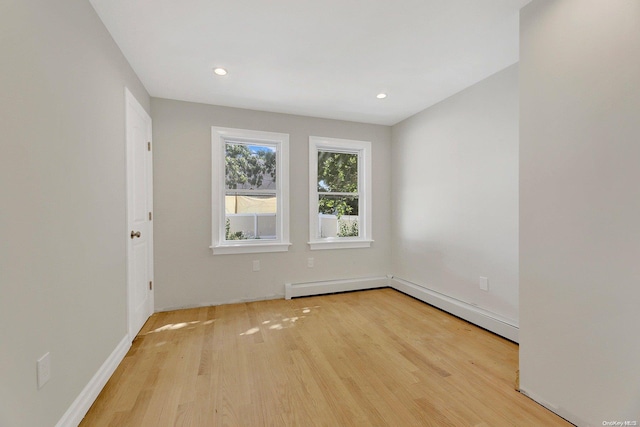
[320,191,359,197]
[225,190,277,196]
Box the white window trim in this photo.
[308,136,373,250]
[211,127,291,255]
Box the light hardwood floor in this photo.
[80,288,572,426]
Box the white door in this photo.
[125,88,154,340]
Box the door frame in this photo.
[125,87,154,340]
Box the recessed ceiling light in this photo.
[376,93,387,99]
[213,67,228,76]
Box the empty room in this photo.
[1,1,638,426]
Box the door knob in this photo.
[130,230,141,239]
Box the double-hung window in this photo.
[211,127,290,254]
[309,136,372,250]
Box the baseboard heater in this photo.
[389,276,519,343]
[285,275,519,343]
[285,276,389,299]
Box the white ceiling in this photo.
[89,0,529,126]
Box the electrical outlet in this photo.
[307,257,314,268]
[479,276,489,292]
[252,260,260,272]
[37,352,51,389]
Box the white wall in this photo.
[0,1,149,426]
[391,65,520,325]
[519,1,640,425]
[151,98,392,310]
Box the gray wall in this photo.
[519,1,640,424]
[13,1,638,425]
[151,98,392,310]
[0,1,149,426]
[391,65,519,324]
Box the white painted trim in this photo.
[518,388,587,427]
[156,294,285,312]
[55,335,131,427]
[211,126,290,254]
[210,242,292,255]
[308,136,372,248]
[285,276,389,299]
[308,239,373,250]
[389,276,519,342]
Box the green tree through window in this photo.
[317,151,359,237]
[225,143,276,189]
[224,142,277,240]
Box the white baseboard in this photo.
[389,276,519,343]
[519,387,586,426]
[156,293,285,312]
[285,276,389,299]
[55,335,131,427]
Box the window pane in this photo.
[225,143,276,190]
[317,194,359,238]
[317,151,357,193]
[225,193,277,240]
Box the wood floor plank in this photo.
[80,288,572,427]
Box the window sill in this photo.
[211,242,292,255]
[308,239,373,251]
